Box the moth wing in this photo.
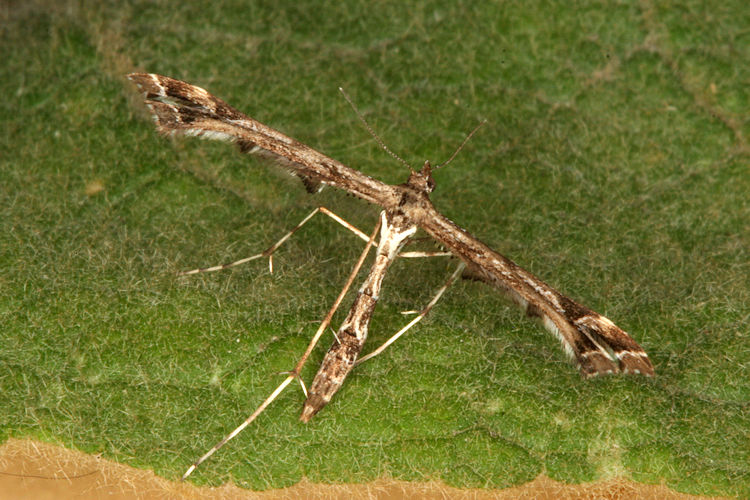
[128,73,397,205]
[422,212,655,377]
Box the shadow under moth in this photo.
[127,73,654,479]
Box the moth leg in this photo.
[181,217,382,481]
[398,236,453,259]
[177,206,371,276]
[355,262,465,366]
[398,250,453,258]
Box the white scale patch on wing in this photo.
[185,129,236,142]
[229,118,295,145]
[517,272,565,314]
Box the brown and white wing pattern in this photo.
[421,211,654,377]
[127,73,398,205]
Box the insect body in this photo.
[128,73,654,478]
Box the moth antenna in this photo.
[435,119,486,170]
[339,87,413,171]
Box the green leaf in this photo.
[1,1,747,497]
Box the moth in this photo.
[128,73,654,477]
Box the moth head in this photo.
[406,161,436,194]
